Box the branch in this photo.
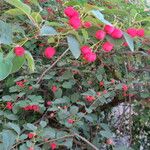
[37,134,75,146]
[74,133,99,150]
[36,48,69,84]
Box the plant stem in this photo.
[74,133,99,150]
[36,48,69,84]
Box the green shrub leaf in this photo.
[67,35,81,59]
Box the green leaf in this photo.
[67,35,81,59]
[0,53,3,63]
[54,88,62,98]
[70,106,79,115]
[5,8,24,16]
[40,25,58,36]
[40,121,47,128]
[2,130,17,150]
[25,51,35,72]
[41,128,56,139]
[91,10,112,25]
[53,98,69,104]
[31,12,43,23]
[0,20,13,45]
[62,81,72,89]
[123,32,134,52]
[26,123,37,131]
[0,61,13,81]
[11,56,25,73]
[5,0,31,15]
[5,50,15,62]
[100,130,113,138]
[5,114,18,120]
[6,122,21,135]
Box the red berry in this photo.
[28,133,36,139]
[84,52,97,62]
[51,85,57,93]
[50,142,57,150]
[103,90,108,94]
[137,29,145,37]
[95,30,106,40]
[44,47,56,59]
[83,21,92,28]
[6,102,13,110]
[111,28,123,39]
[122,84,128,92]
[99,81,104,87]
[85,95,95,102]
[47,101,52,106]
[102,41,114,52]
[64,7,79,18]
[69,16,81,30]
[104,25,114,34]
[81,45,92,55]
[29,86,33,90]
[14,46,25,57]
[106,138,114,145]
[123,42,128,47]
[67,119,75,124]
[32,105,40,111]
[127,28,137,38]
[28,147,34,150]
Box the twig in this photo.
[37,134,75,146]
[74,133,99,150]
[36,48,69,84]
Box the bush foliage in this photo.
[0,0,150,150]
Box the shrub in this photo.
[0,0,150,150]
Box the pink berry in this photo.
[64,7,79,18]
[14,46,25,56]
[111,28,123,39]
[127,28,137,38]
[137,29,145,37]
[95,30,106,40]
[83,21,92,28]
[44,47,56,59]
[104,25,115,34]
[81,45,92,55]
[69,16,81,30]
[102,41,114,52]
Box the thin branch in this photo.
[74,133,99,150]
[36,48,69,84]
[37,134,75,146]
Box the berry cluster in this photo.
[64,7,81,30]
[6,102,13,110]
[23,105,40,111]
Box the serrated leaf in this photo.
[5,114,18,120]
[2,130,17,150]
[40,25,58,36]
[67,35,81,59]
[26,123,37,131]
[6,122,21,134]
[123,32,134,52]
[70,106,79,115]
